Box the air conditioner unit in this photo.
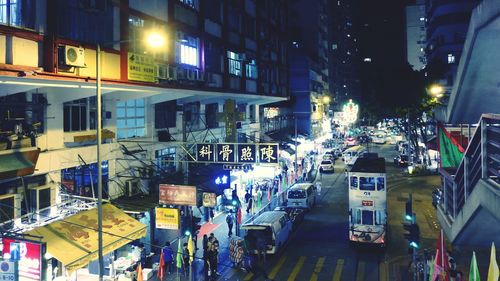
[156,64,176,80]
[125,179,139,197]
[187,69,197,81]
[64,46,85,67]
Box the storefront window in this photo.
[61,161,109,198]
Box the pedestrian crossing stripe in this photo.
[309,257,325,281]
[356,261,365,281]
[332,259,344,281]
[269,256,287,279]
[287,256,306,281]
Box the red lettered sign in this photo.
[362,200,374,207]
[2,238,42,281]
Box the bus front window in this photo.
[360,177,376,191]
[377,177,385,191]
[362,210,374,225]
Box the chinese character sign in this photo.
[237,144,256,163]
[159,185,197,206]
[258,144,279,164]
[196,144,215,162]
[216,144,235,163]
[2,238,42,281]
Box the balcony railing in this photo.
[440,114,500,220]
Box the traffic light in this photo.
[403,222,420,249]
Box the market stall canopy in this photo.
[26,204,146,272]
[0,147,40,180]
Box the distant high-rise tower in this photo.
[406,0,426,70]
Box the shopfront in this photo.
[24,204,147,281]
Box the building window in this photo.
[0,0,36,29]
[180,44,198,66]
[156,147,176,173]
[447,53,455,64]
[61,162,109,198]
[246,60,258,79]
[227,51,242,76]
[184,102,200,128]
[63,97,97,132]
[179,0,198,10]
[117,98,146,139]
[205,103,218,129]
[155,100,177,129]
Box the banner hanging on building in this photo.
[202,192,217,207]
[127,53,155,82]
[2,238,42,281]
[193,143,279,164]
[155,208,179,230]
[159,184,197,206]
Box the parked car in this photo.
[394,154,409,167]
[319,160,335,173]
[322,154,334,161]
[324,150,338,160]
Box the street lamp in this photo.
[96,31,165,281]
[428,84,444,98]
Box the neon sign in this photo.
[342,99,359,125]
[2,238,42,281]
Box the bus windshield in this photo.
[288,189,306,199]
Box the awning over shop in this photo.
[0,147,40,180]
[26,204,147,272]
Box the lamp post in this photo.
[96,32,165,281]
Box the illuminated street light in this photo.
[146,31,166,48]
[428,84,444,98]
[322,96,331,104]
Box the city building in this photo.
[424,0,480,104]
[287,0,330,137]
[328,0,360,105]
[0,0,289,274]
[405,0,427,70]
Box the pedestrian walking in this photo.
[182,243,190,277]
[209,208,214,224]
[202,234,209,253]
[207,241,219,280]
[226,212,234,236]
[246,196,253,214]
[244,190,251,204]
[162,242,174,274]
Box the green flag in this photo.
[469,251,481,281]
[428,255,434,281]
[176,239,183,269]
[438,125,464,168]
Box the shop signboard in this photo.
[127,53,155,83]
[1,238,42,281]
[155,208,179,230]
[223,164,253,171]
[196,144,215,162]
[0,259,18,281]
[237,144,257,163]
[216,144,235,163]
[159,184,197,206]
[257,144,279,164]
[202,192,217,207]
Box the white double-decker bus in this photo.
[348,153,387,247]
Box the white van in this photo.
[286,183,316,209]
[342,145,366,166]
[242,211,292,254]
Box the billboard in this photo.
[194,143,279,165]
[155,208,179,230]
[2,238,42,281]
[159,185,197,206]
[202,192,217,207]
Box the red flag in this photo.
[432,230,450,281]
[267,187,271,201]
[136,263,144,281]
[157,249,165,280]
[237,207,242,225]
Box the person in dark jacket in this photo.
[162,242,174,274]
